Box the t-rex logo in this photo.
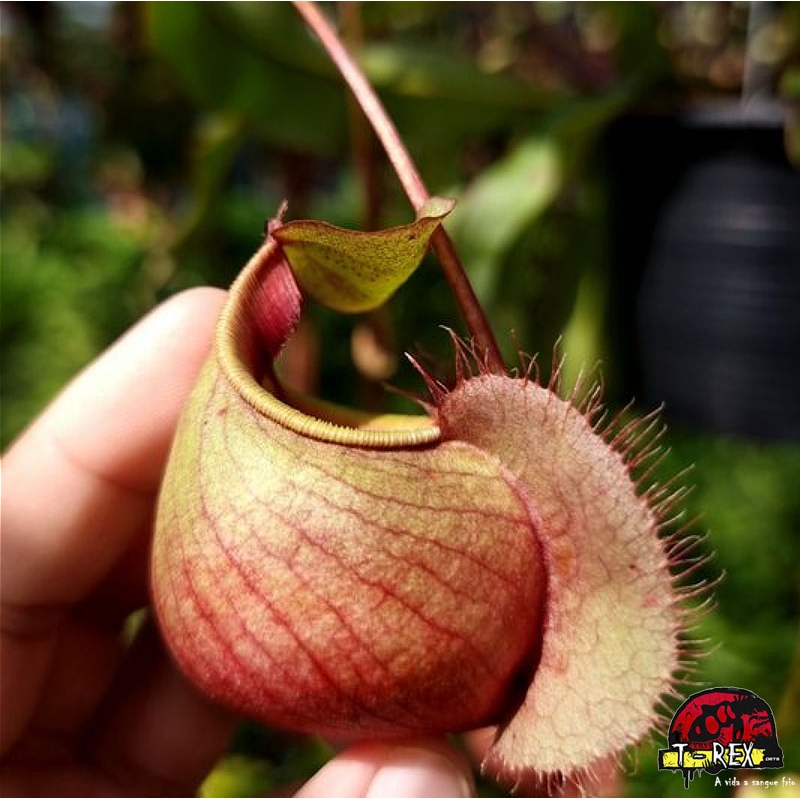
[658,687,784,788]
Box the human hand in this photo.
[1,288,474,797]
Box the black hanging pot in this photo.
[636,101,800,442]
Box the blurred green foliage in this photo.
[2,2,799,797]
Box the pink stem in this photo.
[293,0,506,374]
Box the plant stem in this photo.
[293,0,506,374]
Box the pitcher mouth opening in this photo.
[216,240,441,449]
[261,363,440,447]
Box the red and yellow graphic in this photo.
[658,687,784,788]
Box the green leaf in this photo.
[173,114,247,249]
[448,137,562,304]
[272,197,455,313]
[146,4,565,160]
[780,66,800,99]
[199,754,272,797]
[146,4,348,154]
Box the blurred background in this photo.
[1,2,799,796]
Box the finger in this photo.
[295,740,474,798]
[4,531,157,755]
[2,286,226,607]
[10,614,121,746]
[1,622,238,796]
[1,287,226,754]
[86,620,238,795]
[463,726,495,764]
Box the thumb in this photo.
[295,739,474,798]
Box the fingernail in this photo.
[366,746,473,798]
